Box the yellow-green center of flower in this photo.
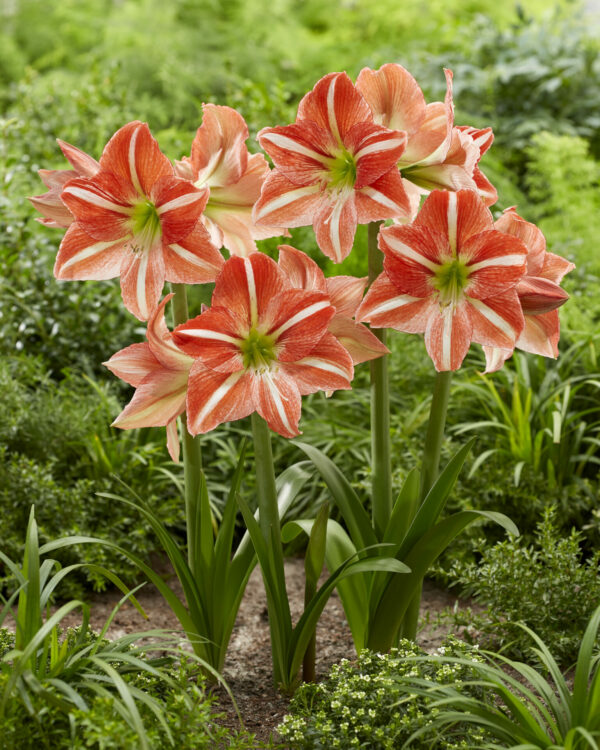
[240,328,277,371]
[328,149,357,190]
[433,259,470,305]
[131,200,162,249]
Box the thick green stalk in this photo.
[401,369,452,640]
[368,221,392,539]
[170,283,203,572]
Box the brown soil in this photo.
[54,559,473,745]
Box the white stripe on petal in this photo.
[296,357,349,378]
[263,373,294,434]
[469,254,526,272]
[179,328,241,345]
[136,251,149,320]
[468,297,516,340]
[62,186,132,215]
[254,183,322,220]
[359,186,404,213]
[384,235,438,271]
[447,192,457,255]
[157,192,203,215]
[354,138,406,160]
[329,200,344,263]
[367,293,421,317]
[260,132,330,164]
[327,76,341,144]
[271,300,331,339]
[194,369,245,426]
[170,243,215,270]
[441,306,453,370]
[61,236,128,272]
[129,126,144,195]
[244,257,258,327]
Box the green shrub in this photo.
[449,508,600,664]
[277,638,489,749]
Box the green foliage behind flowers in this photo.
[277,637,489,749]
[449,508,600,665]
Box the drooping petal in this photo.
[424,300,472,372]
[163,222,224,284]
[494,207,546,276]
[153,177,208,244]
[267,289,335,361]
[119,242,166,321]
[258,121,335,184]
[325,275,367,316]
[297,72,373,143]
[57,139,100,177]
[516,276,569,315]
[277,244,327,294]
[355,63,426,135]
[281,332,354,395]
[166,419,180,462]
[253,170,325,228]
[112,368,188,429]
[327,316,389,365]
[30,173,76,227]
[255,369,302,438]
[462,230,527,299]
[468,289,524,351]
[54,224,127,280]
[174,306,244,372]
[186,362,255,435]
[313,194,358,264]
[99,121,173,196]
[356,272,434,333]
[540,252,575,285]
[516,310,560,359]
[354,168,412,223]
[380,224,446,297]
[188,104,249,188]
[482,345,513,373]
[103,342,159,387]
[472,166,498,207]
[414,189,493,251]
[146,294,195,371]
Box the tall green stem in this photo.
[170,283,203,572]
[250,412,281,548]
[401,369,452,640]
[368,221,392,539]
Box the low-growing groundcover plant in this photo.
[277,637,490,749]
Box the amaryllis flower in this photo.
[55,121,224,320]
[104,294,194,461]
[483,208,574,372]
[277,244,389,364]
[253,72,410,263]
[173,252,354,437]
[357,190,528,372]
[29,140,100,227]
[356,64,497,219]
[175,104,284,256]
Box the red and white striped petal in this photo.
[463,230,527,299]
[255,369,302,438]
[146,294,194,371]
[326,275,367,316]
[189,104,249,188]
[297,72,373,144]
[99,121,173,197]
[153,177,208,243]
[483,345,513,373]
[112,368,188,430]
[267,289,335,361]
[61,174,134,241]
[380,224,446,297]
[57,139,100,178]
[120,242,166,321]
[355,64,426,135]
[163,222,224,284]
[494,207,546,276]
[356,272,433,333]
[347,122,407,188]
[456,126,494,158]
[472,166,498,207]
[541,252,575,285]
[54,224,127,280]
[355,168,412,223]
[174,307,244,372]
[415,190,493,252]
[258,121,335,184]
[278,244,327,294]
[516,310,560,359]
[468,289,524,350]
[281,332,354,395]
[327,316,389,365]
[425,300,472,372]
[516,276,569,315]
[211,252,287,328]
[103,342,159,387]
[186,362,255,435]
[313,194,358,264]
[253,170,325,228]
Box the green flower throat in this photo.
[241,329,277,371]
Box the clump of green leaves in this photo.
[450,507,600,664]
[277,638,489,749]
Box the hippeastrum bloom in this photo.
[29,140,100,227]
[355,64,497,219]
[173,252,354,437]
[175,104,284,256]
[357,189,528,372]
[104,294,193,461]
[483,207,574,372]
[253,72,410,263]
[55,121,224,320]
[277,244,389,364]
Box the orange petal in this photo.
[313,194,357,264]
[278,244,327,294]
[186,364,255,435]
[281,332,354,395]
[253,170,325,228]
[425,300,472,372]
[356,272,433,333]
[119,242,166,321]
[255,369,302,438]
[54,224,126,280]
[327,316,389,365]
[468,289,524,350]
[103,342,158,387]
[356,63,426,135]
[189,104,249,188]
[163,222,224,284]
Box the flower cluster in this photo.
[30,63,574,450]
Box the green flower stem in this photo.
[401,369,452,641]
[250,412,281,548]
[368,221,392,539]
[170,283,203,573]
